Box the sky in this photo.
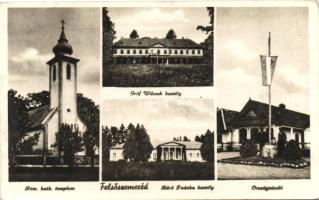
[216,7,309,114]
[8,8,100,103]
[102,99,214,143]
[108,7,210,44]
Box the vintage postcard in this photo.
[0,1,319,200]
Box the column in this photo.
[174,147,177,160]
[247,128,251,140]
[161,146,164,161]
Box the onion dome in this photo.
[52,20,73,55]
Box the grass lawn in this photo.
[103,161,214,181]
[9,167,99,182]
[219,155,310,169]
[103,64,213,87]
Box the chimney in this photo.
[279,103,286,109]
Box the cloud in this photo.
[9,47,51,76]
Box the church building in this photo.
[113,37,204,65]
[25,21,86,155]
[217,99,310,152]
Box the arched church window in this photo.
[67,63,71,80]
[53,65,56,81]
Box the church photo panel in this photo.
[8,8,100,181]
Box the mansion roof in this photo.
[228,99,310,129]
[113,37,202,49]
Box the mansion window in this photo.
[127,49,130,54]
[197,153,200,158]
[145,50,148,54]
[192,50,195,54]
[66,63,71,80]
[153,153,157,159]
[168,50,172,54]
[133,49,136,54]
[157,50,160,54]
[174,50,178,54]
[180,50,183,54]
[120,49,124,54]
[114,49,117,54]
[186,50,189,54]
[189,153,192,158]
[52,65,56,81]
[198,50,201,54]
[113,153,116,159]
[139,49,142,54]
[164,50,167,54]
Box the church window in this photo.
[52,65,56,81]
[67,63,71,80]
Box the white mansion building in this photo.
[113,37,204,65]
[110,140,204,162]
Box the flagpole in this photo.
[268,32,272,143]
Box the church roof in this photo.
[26,105,57,130]
[52,20,73,56]
[113,37,202,49]
[230,99,310,129]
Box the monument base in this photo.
[261,144,278,158]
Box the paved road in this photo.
[218,152,310,180]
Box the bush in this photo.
[284,140,302,160]
[240,140,258,157]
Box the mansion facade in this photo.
[110,141,204,162]
[113,37,204,65]
[217,99,310,151]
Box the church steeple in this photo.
[52,20,73,55]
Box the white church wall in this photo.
[61,62,77,125]
[47,111,59,155]
[50,64,59,109]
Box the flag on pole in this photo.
[260,55,278,86]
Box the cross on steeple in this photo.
[61,19,65,31]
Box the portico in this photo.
[160,144,184,161]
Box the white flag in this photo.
[260,55,278,86]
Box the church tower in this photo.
[47,20,80,126]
